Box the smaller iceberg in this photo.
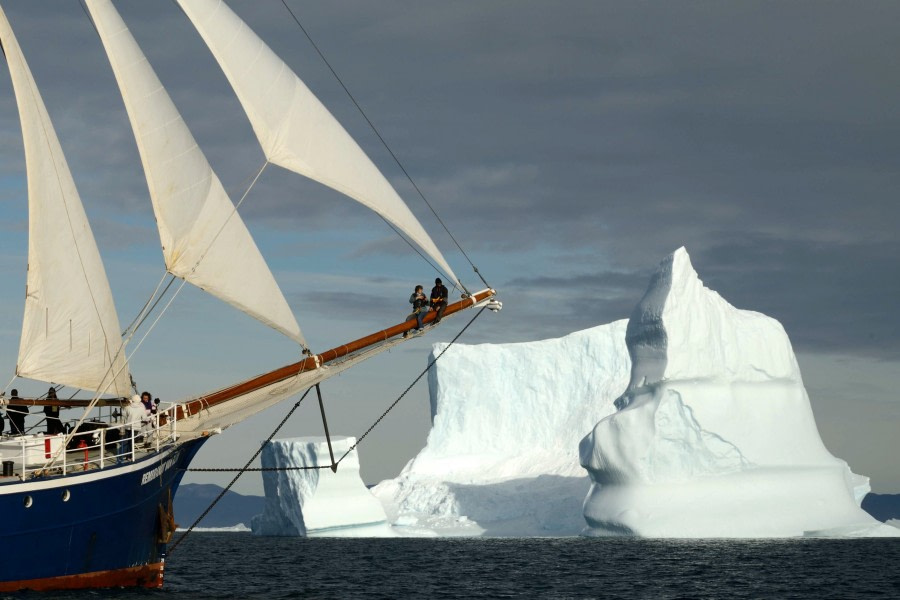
[251,436,393,537]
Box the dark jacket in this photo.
[430,284,449,306]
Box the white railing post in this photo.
[19,436,26,481]
[100,427,106,469]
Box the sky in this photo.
[0,1,898,496]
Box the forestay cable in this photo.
[168,385,317,554]
[175,306,487,545]
[279,0,490,291]
[185,306,487,475]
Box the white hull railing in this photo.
[0,403,179,481]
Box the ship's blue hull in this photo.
[0,436,207,591]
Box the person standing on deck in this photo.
[44,387,64,435]
[119,395,146,462]
[7,389,28,435]
[139,391,158,444]
[140,391,157,418]
[430,278,449,324]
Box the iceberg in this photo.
[250,436,393,537]
[176,524,251,533]
[579,247,897,537]
[372,322,631,536]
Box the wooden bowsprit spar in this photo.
[2,397,127,408]
[166,287,497,434]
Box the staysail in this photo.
[85,0,307,348]
[0,5,131,396]
[176,0,461,289]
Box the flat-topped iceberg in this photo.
[250,436,392,537]
[579,247,896,537]
[372,322,631,536]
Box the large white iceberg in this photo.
[372,322,631,536]
[579,247,896,537]
[251,436,393,537]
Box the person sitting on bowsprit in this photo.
[403,285,430,337]
[430,277,449,324]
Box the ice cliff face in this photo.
[251,436,392,537]
[253,248,893,539]
[372,322,631,535]
[580,247,894,537]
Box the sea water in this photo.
[8,534,900,599]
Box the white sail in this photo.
[0,6,131,396]
[85,0,307,348]
[176,0,461,289]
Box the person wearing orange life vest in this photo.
[430,277,449,324]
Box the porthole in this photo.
[62,489,71,502]
[23,495,33,508]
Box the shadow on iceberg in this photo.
[374,318,632,538]
[443,475,591,536]
[384,474,591,537]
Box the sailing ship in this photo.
[0,0,497,591]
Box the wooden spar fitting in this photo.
[167,288,496,422]
[5,398,127,408]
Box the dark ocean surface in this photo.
[7,534,900,599]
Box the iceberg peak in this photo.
[580,247,892,537]
[625,246,799,392]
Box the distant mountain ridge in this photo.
[175,483,265,529]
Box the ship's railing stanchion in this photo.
[19,436,25,481]
[2,404,185,479]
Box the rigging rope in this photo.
[279,0,489,292]
[121,271,171,338]
[174,307,486,549]
[181,306,486,475]
[186,161,269,278]
[168,385,316,554]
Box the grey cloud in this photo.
[1,0,898,362]
[696,236,900,359]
